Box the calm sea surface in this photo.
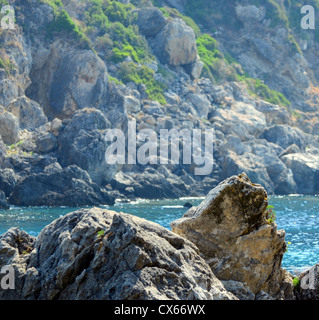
[0,195,318,274]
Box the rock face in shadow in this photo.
[281,153,319,194]
[137,7,167,37]
[58,108,116,185]
[171,172,294,300]
[8,165,115,207]
[0,190,9,209]
[27,41,109,120]
[0,208,236,300]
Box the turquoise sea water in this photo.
[0,195,318,275]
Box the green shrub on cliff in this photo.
[0,57,13,76]
[293,277,300,288]
[46,6,91,49]
[83,0,153,64]
[104,0,135,26]
[118,61,167,104]
[81,0,165,103]
[159,7,201,37]
[252,79,291,108]
[265,205,277,224]
[197,34,237,82]
[238,75,291,108]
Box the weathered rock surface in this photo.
[58,108,116,185]
[0,108,20,145]
[260,125,308,150]
[7,96,48,130]
[153,18,198,67]
[27,42,109,120]
[281,153,319,194]
[0,190,9,210]
[111,166,195,200]
[0,168,17,197]
[137,8,167,37]
[0,208,237,300]
[0,0,319,204]
[171,173,294,300]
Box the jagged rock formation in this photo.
[0,207,236,300]
[171,173,295,300]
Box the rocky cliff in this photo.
[0,0,319,207]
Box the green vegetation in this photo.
[159,7,201,37]
[0,0,9,13]
[288,34,302,54]
[97,230,105,239]
[36,0,296,106]
[183,0,215,30]
[251,79,291,108]
[48,9,79,34]
[251,0,289,28]
[0,0,13,26]
[6,140,24,156]
[286,0,319,42]
[253,0,319,44]
[82,0,168,104]
[83,0,153,64]
[157,64,175,82]
[196,34,221,81]
[293,277,300,288]
[107,22,152,63]
[45,3,91,49]
[266,205,277,224]
[238,75,291,108]
[118,61,167,104]
[0,57,13,75]
[109,75,123,85]
[196,34,237,82]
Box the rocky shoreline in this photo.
[1,0,319,301]
[0,173,317,300]
[1,1,319,211]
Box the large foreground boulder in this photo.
[171,173,294,300]
[0,208,236,300]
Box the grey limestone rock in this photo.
[0,208,237,300]
[171,173,294,300]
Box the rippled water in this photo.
[0,195,318,274]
